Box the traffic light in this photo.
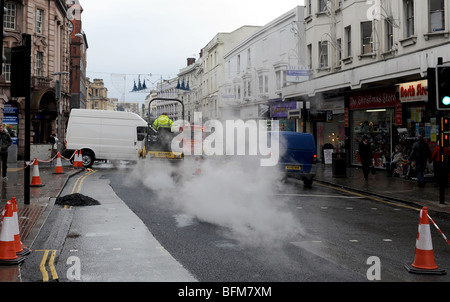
[442,116,449,147]
[0,0,6,76]
[436,65,450,110]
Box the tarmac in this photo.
[0,157,449,281]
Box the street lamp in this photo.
[51,72,69,153]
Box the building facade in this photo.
[69,1,88,109]
[283,0,450,171]
[86,78,111,110]
[1,0,73,160]
[224,6,306,131]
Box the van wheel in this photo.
[82,151,94,168]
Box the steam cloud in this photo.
[129,154,304,248]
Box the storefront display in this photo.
[348,87,399,168]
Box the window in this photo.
[4,3,16,30]
[4,47,11,82]
[308,0,312,15]
[275,70,286,90]
[361,21,373,54]
[319,41,328,68]
[405,0,415,37]
[237,55,240,75]
[36,9,44,34]
[36,52,43,76]
[258,74,269,94]
[386,20,394,51]
[345,26,352,57]
[318,0,327,12]
[429,0,445,32]
[337,38,342,66]
[244,78,252,98]
[307,44,312,69]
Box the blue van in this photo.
[270,131,317,187]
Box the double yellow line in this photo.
[315,182,420,211]
[70,169,97,194]
[36,250,58,282]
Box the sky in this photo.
[80,0,304,104]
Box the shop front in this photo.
[348,87,400,168]
[397,79,442,178]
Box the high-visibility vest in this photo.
[153,115,173,130]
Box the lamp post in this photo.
[51,72,69,153]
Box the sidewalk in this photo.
[314,164,450,216]
[0,160,82,248]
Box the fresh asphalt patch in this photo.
[55,193,101,207]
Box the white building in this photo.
[284,0,450,166]
[223,6,306,129]
[200,26,262,121]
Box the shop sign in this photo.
[349,88,398,109]
[287,65,309,83]
[270,101,298,118]
[309,110,333,122]
[398,80,428,103]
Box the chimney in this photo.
[187,58,196,66]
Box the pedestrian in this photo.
[49,133,58,159]
[0,124,12,181]
[387,146,402,177]
[408,135,431,187]
[430,141,450,185]
[359,135,373,180]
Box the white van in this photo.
[63,109,148,167]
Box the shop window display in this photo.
[352,109,393,168]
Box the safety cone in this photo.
[405,207,446,275]
[30,158,45,187]
[10,198,30,256]
[0,201,25,265]
[73,150,83,168]
[193,156,202,175]
[53,152,64,174]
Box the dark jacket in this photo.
[409,139,431,170]
[0,130,12,153]
[358,140,373,165]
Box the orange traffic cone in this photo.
[11,197,30,256]
[53,152,64,174]
[30,158,45,187]
[73,150,83,168]
[0,201,25,264]
[405,207,446,275]
[193,156,202,175]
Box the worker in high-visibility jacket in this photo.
[152,112,173,130]
[153,112,173,152]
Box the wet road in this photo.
[18,159,450,282]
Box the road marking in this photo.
[276,193,365,199]
[314,182,420,211]
[71,170,97,194]
[36,250,58,282]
